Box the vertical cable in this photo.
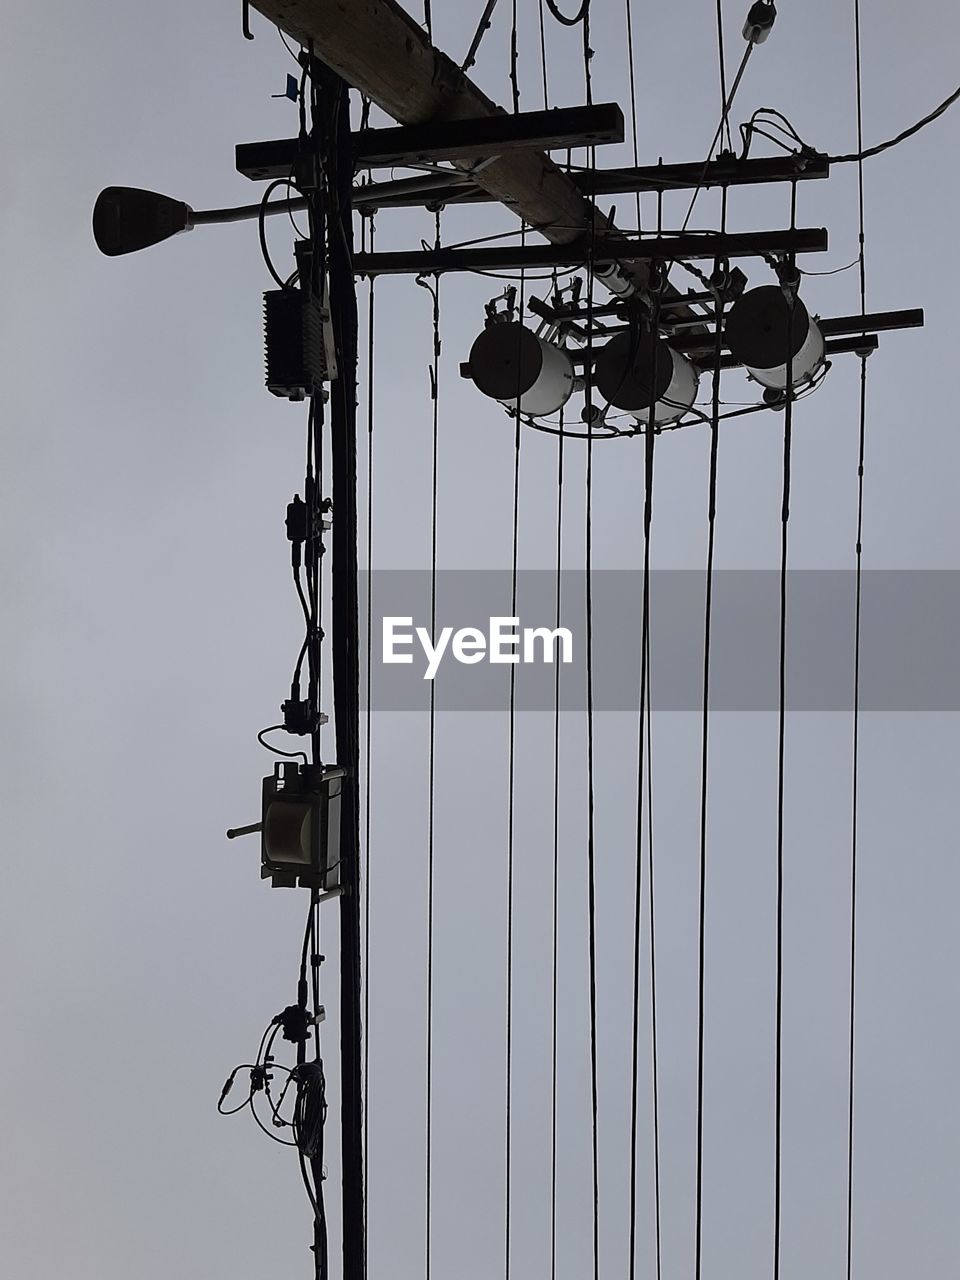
[538,0,550,108]
[584,141,600,1280]
[505,15,522,1280]
[550,403,565,1280]
[716,1,731,151]
[624,0,642,231]
[846,6,868,1278]
[628,284,661,1280]
[504,237,526,1280]
[648,183,667,1280]
[645,635,663,1280]
[361,211,376,1277]
[422,212,442,1280]
[773,181,799,1280]
[695,194,728,1280]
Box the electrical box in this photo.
[260,761,344,890]
[263,288,337,400]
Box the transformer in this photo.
[595,329,700,426]
[724,285,824,390]
[259,761,344,890]
[463,321,575,417]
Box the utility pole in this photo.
[314,56,366,1280]
[252,0,660,293]
[91,6,925,1278]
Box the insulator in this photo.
[594,260,637,299]
[743,1,776,43]
[724,285,824,389]
[594,330,700,426]
[466,322,575,417]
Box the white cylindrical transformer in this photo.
[724,285,824,390]
[467,322,575,417]
[595,330,700,426]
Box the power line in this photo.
[584,146,601,1280]
[845,4,868,1278]
[550,402,565,1280]
[695,205,728,1280]
[361,209,375,1278]
[773,181,799,1280]
[827,80,960,163]
[628,289,661,1280]
[716,0,731,151]
[414,219,443,1280]
[544,0,590,27]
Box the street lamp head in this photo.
[92,186,194,257]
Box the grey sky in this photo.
[2,2,958,1279]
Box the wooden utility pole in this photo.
[253,0,656,292]
[315,57,365,1280]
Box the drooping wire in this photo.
[846,5,868,1278]
[694,202,729,1280]
[544,0,590,27]
[773,181,799,1280]
[628,285,661,1280]
[549,399,565,1280]
[645,629,663,1280]
[716,0,731,152]
[361,209,376,1280]
[504,11,524,1272]
[462,0,502,73]
[414,210,443,1280]
[675,39,755,245]
[504,231,527,1280]
[258,725,309,764]
[538,0,550,107]
[623,0,642,231]
[826,79,960,163]
[647,186,666,1280]
[260,178,299,289]
[583,140,600,1280]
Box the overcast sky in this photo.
[2,2,959,1279]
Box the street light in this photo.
[92,172,470,257]
[92,184,311,257]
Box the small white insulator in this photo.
[743,1,776,43]
[594,260,637,299]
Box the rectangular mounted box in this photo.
[352,228,830,276]
[237,102,626,180]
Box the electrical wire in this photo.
[716,0,731,152]
[845,6,868,1278]
[361,210,376,1280]
[544,0,590,27]
[462,0,502,73]
[694,219,728,1280]
[258,725,309,764]
[645,623,662,1280]
[826,80,960,163]
[627,284,661,1280]
[549,401,564,1280]
[773,181,799,1280]
[623,0,642,230]
[259,178,298,289]
[414,212,443,1280]
[503,230,526,1280]
[583,142,600,1280]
